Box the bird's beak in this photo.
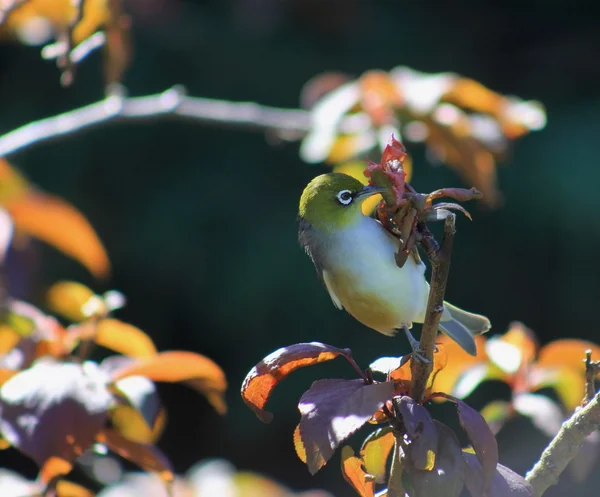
[355,185,386,200]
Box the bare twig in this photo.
[583,349,600,405]
[410,213,456,402]
[0,86,371,159]
[526,391,600,497]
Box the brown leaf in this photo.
[97,428,173,482]
[341,445,375,497]
[463,452,534,497]
[0,360,113,468]
[7,189,110,278]
[46,281,104,322]
[394,396,438,470]
[241,342,353,423]
[360,426,395,483]
[112,351,227,415]
[405,421,466,497]
[298,378,394,474]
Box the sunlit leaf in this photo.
[8,189,110,278]
[341,445,375,497]
[405,421,466,497]
[294,424,307,464]
[394,396,437,470]
[0,368,18,386]
[480,400,513,435]
[360,426,394,483]
[40,456,73,484]
[463,452,534,497]
[241,342,353,423]
[112,351,227,415]
[94,319,157,358]
[0,326,20,355]
[55,479,95,497]
[97,428,173,483]
[46,281,105,322]
[536,338,600,374]
[298,379,394,474]
[0,360,113,469]
[513,393,563,438]
[486,322,537,374]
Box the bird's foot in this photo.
[402,326,431,364]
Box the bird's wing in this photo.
[298,218,344,310]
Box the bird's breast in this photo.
[323,217,429,334]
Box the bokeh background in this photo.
[1,0,600,495]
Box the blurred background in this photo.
[1,0,599,495]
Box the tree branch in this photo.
[526,392,600,497]
[0,85,371,159]
[410,214,456,402]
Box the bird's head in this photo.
[298,173,385,231]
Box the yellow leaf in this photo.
[7,189,110,278]
[47,281,105,322]
[40,456,73,484]
[0,159,29,205]
[55,480,94,497]
[341,446,375,497]
[293,424,307,463]
[110,404,166,444]
[95,319,157,358]
[360,427,395,483]
[0,325,20,354]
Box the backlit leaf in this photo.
[0,326,20,355]
[480,400,513,435]
[486,322,537,374]
[405,421,466,497]
[463,452,534,497]
[46,281,104,322]
[0,369,17,386]
[95,319,157,358]
[0,207,13,263]
[360,426,395,483]
[294,424,307,464]
[55,480,95,497]
[536,338,600,373]
[0,360,113,468]
[528,365,584,412]
[8,189,110,278]
[394,396,438,470]
[40,456,73,484]
[341,445,375,497]
[241,342,353,423]
[112,351,227,415]
[513,393,563,437]
[298,379,394,474]
[97,428,173,482]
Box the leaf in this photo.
[7,189,110,278]
[298,378,394,474]
[463,452,534,497]
[293,424,307,463]
[369,356,407,377]
[0,360,113,470]
[513,393,563,437]
[485,322,537,374]
[112,351,227,415]
[341,445,375,497]
[394,396,438,470]
[0,368,17,386]
[405,421,466,497]
[528,365,584,411]
[433,393,499,495]
[0,207,13,263]
[480,400,513,435]
[55,480,95,497]
[536,338,600,373]
[95,319,157,358]
[40,456,73,484]
[241,342,353,423]
[46,281,105,322]
[97,428,173,482]
[0,325,20,355]
[360,426,395,483]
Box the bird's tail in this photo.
[438,301,491,356]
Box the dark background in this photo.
[1,0,599,495]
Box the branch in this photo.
[526,392,600,497]
[410,214,456,402]
[0,85,369,159]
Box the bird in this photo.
[298,172,490,356]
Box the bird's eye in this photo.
[336,189,353,206]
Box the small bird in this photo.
[298,173,490,356]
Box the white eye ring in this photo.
[336,189,353,205]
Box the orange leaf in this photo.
[55,480,95,497]
[241,342,353,423]
[359,70,403,126]
[95,319,157,358]
[0,324,20,355]
[0,159,29,205]
[293,424,307,464]
[46,281,104,322]
[40,456,73,484]
[536,339,600,374]
[341,446,375,497]
[0,368,18,386]
[7,190,110,278]
[96,428,173,482]
[112,351,227,414]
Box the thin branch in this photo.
[584,349,600,405]
[526,391,600,497]
[410,213,456,402]
[0,85,370,159]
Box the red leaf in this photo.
[463,452,534,497]
[298,378,394,474]
[395,396,438,470]
[111,351,227,415]
[241,342,354,423]
[341,445,375,497]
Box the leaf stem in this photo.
[526,391,600,496]
[410,214,456,402]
